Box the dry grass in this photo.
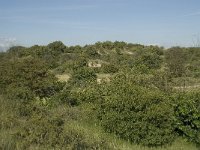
[55,74,70,82]
[97,73,111,83]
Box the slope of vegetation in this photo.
[0,41,200,149]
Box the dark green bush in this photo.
[97,75,175,146]
[165,47,186,77]
[173,91,200,145]
[5,85,35,116]
[50,88,79,106]
[72,57,88,70]
[134,47,162,70]
[101,64,119,73]
[84,47,100,58]
[0,95,20,130]
[69,67,97,87]
[72,84,101,104]
[0,57,65,98]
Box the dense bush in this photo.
[69,67,97,87]
[72,57,88,70]
[1,41,200,149]
[101,64,119,73]
[173,91,200,145]
[134,48,162,70]
[83,46,100,58]
[47,41,66,53]
[0,57,64,98]
[61,123,112,150]
[10,106,111,150]
[15,114,65,149]
[50,88,79,106]
[97,74,175,146]
[72,83,101,104]
[165,47,186,77]
[5,85,35,116]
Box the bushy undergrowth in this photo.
[173,91,200,145]
[0,99,112,150]
[1,42,200,149]
[96,74,175,146]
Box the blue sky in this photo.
[0,0,200,50]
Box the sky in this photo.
[0,0,200,51]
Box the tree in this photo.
[47,41,66,53]
[7,46,27,57]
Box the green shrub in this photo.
[134,48,162,70]
[6,85,34,102]
[72,57,88,71]
[165,47,186,77]
[62,123,112,150]
[0,95,20,130]
[0,57,65,98]
[50,88,79,106]
[5,85,35,116]
[97,75,175,146]
[173,91,200,145]
[12,106,111,150]
[69,67,97,87]
[101,64,119,73]
[14,114,65,149]
[72,84,101,104]
[84,47,100,58]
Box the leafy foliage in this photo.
[1,41,200,149]
[101,64,119,73]
[134,46,163,69]
[69,67,97,87]
[97,74,175,146]
[12,106,111,150]
[0,57,64,98]
[165,47,186,77]
[173,91,200,145]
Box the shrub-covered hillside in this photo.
[0,41,200,150]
